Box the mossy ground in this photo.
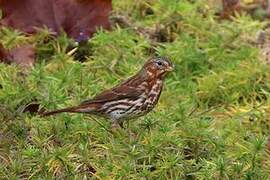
[1,0,270,179]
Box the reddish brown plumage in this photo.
[41,57,174,127]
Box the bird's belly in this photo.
[106,108,147,121]
[109,110,126,120]
[101,97,144,120]
[115,95,160,120]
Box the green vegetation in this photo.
[1,0,270,179]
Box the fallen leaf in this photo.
[7,45,36,68]
[0,43,7,61]
[0,43,36,68]
[219,0,270,19]
[0,0,112,40]
[220,0,241,19]
[0,0,112,66]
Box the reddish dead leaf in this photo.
[7,45,35,68]
[0,0,112,40]
[220,0,241,19]
[0,0,111,66]
[219,0,270,19]
[0,44,8,61]
[0,43,35,68]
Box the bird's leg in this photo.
[111,119,125,129]
[119,121,124,129]
[111,120,126,137]
[112,120,121,129]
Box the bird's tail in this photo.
[40,106,85,117]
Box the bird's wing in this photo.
[80,85,143,105]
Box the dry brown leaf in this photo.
[0,0,112,66]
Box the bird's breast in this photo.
[141,79,163,111]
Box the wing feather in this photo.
[80,85,143,105]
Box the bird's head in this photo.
[142,57,174,79]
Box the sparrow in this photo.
[41,57,174,128]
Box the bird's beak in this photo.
[166,65,174,72]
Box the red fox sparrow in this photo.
[42,57,174,128]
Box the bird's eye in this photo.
[157,61,163,66]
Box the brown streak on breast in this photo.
[140,78,163,112]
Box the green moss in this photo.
[1,0,270,179]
